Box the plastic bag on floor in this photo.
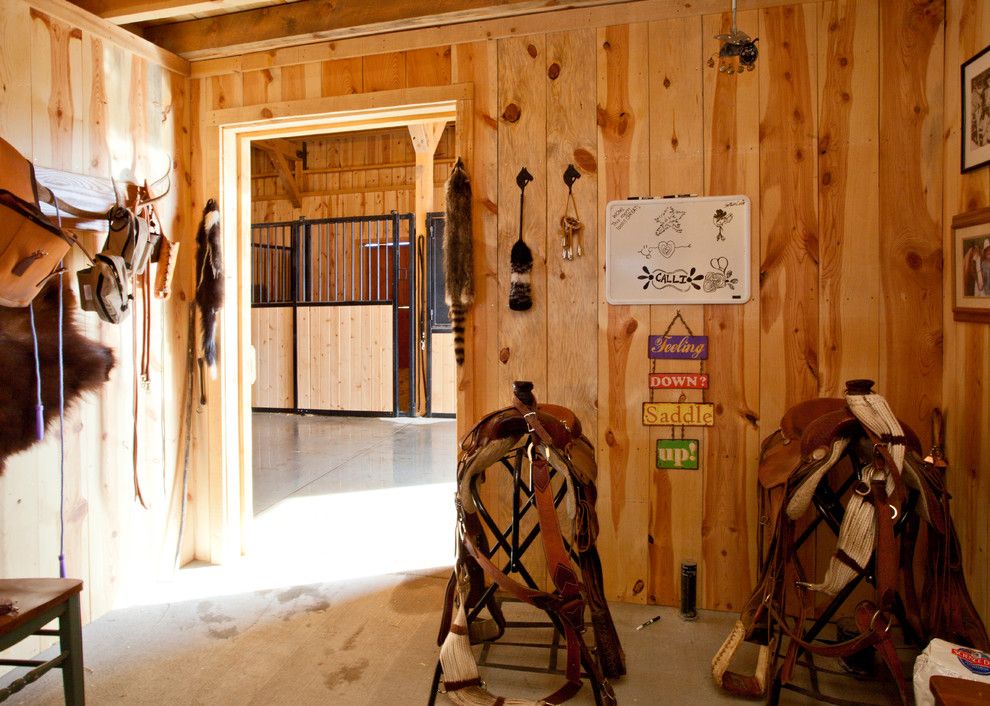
[913,638,990,706]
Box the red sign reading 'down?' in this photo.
[649,373,709,389]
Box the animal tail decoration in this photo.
[195,199,223,376]
[509,167,533,312]
[444,158,474,366]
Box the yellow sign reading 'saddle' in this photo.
[642,402,715,427]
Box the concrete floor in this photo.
[1,414,905,705]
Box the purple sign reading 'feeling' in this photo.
[648,335,708,360]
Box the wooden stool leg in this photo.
[59,592,85,706]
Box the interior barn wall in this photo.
[189,0,955,613]
[250,125,455,223]
[0,0,191,660]
[943,0,990,633]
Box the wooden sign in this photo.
[605,195,751,305]
[643,402,715,427]
[649,373,709,389]
[648,335,708,360]
[656,439,700,470]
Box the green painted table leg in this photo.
[59,593,85,706]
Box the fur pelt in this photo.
[444,159,473,366]
[195,199,223,372]
[0,280,114,472]
[508,238,533,311]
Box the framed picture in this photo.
[952,207,990,322]
[962,44,990,172]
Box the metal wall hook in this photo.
[563,164,581,192]
[516,167,533,191]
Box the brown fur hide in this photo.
[0,281,114,472]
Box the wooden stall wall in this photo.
[0,0,190,659]
[190,0,949,611]
[943,0,990,627]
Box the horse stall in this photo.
[250,213,415,416]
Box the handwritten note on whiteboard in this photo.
[605,195,751,305]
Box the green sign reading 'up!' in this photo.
[656,439,700,470]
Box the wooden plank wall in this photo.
[0,0,189,660]
[250,307,294,408]
[943,0,990,627]
[250,124,454,223]
[189,0,958,612]
[296,305,394,412]
[431,333,457,414]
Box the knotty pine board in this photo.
[646,14,705,608]
[878,0,944,432]
[759,4,822,615]
[452,41,498,437]
[699,9,763,612]
[546,28,599,442]
[496,35,550,590]
[596,23,652,604]
[818,0,881,397]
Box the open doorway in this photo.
[247,124,458,520]
[200,86,470,566]
[248,125,457,418]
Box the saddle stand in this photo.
[712,380,988,706]
[432,382,625,706]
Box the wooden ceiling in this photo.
[68,0,633,61]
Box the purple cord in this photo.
[29,301,44,441]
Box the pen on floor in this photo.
[635,615,662,631]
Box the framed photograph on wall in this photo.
[952,207,990,323]
[962,43,990,172]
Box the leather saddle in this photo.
[436,383,624,706]
[713,382,988,705]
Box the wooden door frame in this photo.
[199,84,471,563]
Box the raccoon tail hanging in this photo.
[449,302,467,366]
[201,307,218,372]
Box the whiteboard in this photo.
[605,195,751,305]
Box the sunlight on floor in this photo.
[129,481,456,606]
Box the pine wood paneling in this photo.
[879,0,944,431]
[251,307,294,408]
[701,9,763,612]
[496,35,550,588]
[596,23,651,604]
[818,0,880,396]
[452,41,498,435]
[646,14,704,608]
[296,305,394,412]
[406,46,452,88]
[546,28,598,436]
[430,333,457,414]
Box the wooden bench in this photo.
[0,579,84,704]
